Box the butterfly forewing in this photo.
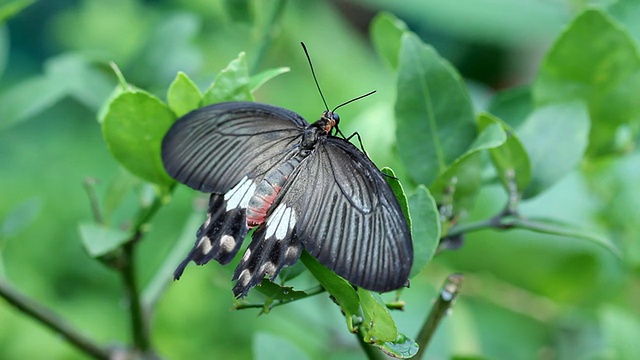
[272,137,413,292]
[162,102,307,193]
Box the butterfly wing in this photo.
[162,102,308,193]
[273,136,413,292]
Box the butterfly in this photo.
[161,45,413,298]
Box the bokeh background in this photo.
[1,0,639,359]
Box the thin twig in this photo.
[414,274,464,359]
[82,178,104,224]
[120,237,152,354]
[0,279,111,360]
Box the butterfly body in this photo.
[162,102,413,298]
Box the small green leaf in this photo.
[101,90,176,187]
[533,9,640,156]
[78,223,130,258]
[478,113,531,193]
[370,12,408,70]
[373,333,419,359]
[255,279,309,302]
[202,52,253,105]
[382,167,411,229]
[395,33,476,185]
[358,288,398,343]
[408,186,440,277]
[249,67,290,92]
[517,101,590,198]
[430,117,507,210]
[167,71,202,117]
[0,76,66,131]
[301,251,360,333]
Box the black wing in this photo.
[274,137,413,292]
[162,102,308,193]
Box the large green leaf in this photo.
[370,12,408,70]
[201,52,253,105]
[533,9,640,156]
[487,86,532,129]
[0,55,114,131]
[395,33,476,185]
[408,185,440,277]
[300,251,360,333]
[517,101,590,198]
[100,90,176,187]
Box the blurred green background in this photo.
[1,0,639,359]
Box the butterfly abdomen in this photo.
[246,152,307,227]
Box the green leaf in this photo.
[0,0,35,23]
[370,12,408,70]
[395,33,476,185]
[487,86,532,129]
[408,186,440,277]
[253,332,310,360]
[202,52,253,105]
[358,288,398,343]
[517,101,590,198]
[249,66,290,92]
[300,251,360,333]
[478,113,531,193]
[430,117,507,210]
[0,55,114,131]
[78,223,130,258]
[167,71,202,117]
[372,333,419,359]
[100,90,176,187]
[382,167,411,229]
[533,9,640,156]
[255,279,309,302]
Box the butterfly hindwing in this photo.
[272,137,413,292]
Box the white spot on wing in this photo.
[220,235,236,252]
[260,262,276,277]
[196,236,213,254]
[238,269,251,286]
[265,204,297,240]
[224,176,256,210]
[241,248,252,262]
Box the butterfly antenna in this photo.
[301,42,330,112]
[332,90,376,113]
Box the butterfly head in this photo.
[318,110,340,134]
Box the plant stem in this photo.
[0,279,111,360]
[414,274,464,359]
[233,286,326,311]
[120,239,151,354]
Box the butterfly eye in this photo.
[332,113,340,124]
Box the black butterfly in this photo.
[162,50,413,299]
